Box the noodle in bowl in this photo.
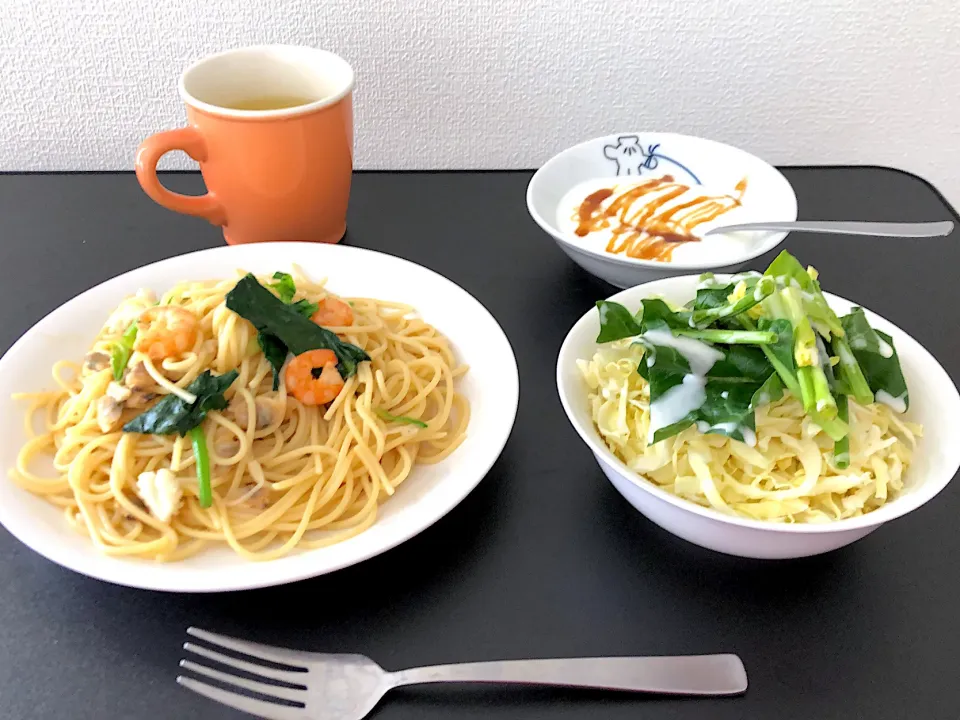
[557,274,960,559]
[0,243,518,591]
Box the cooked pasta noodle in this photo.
[579,342,921,523]
[11,268,470,561]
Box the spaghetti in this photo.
[11,268,470,561]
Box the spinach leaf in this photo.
[757,318,796,378]
[290,298,319,318]
[269,272,319,318]
[596,298,693,344]
[696,382,758,443]
[596,301,642,342]
[841,308,908,410]
[270,272,298,304]
[764,250,842,337]
[642,345,698,442]
[639,344,689,389]
[640,330,775,444]
[693,284,735,312]
[257,273,319,387]
[751,372,784,409]
[226,274,369,378]
[258,333,288,391]
[707,344,771,383]
[765,250,815,292]
[123,369,239,437]
[638,298,691,332]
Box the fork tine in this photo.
[183,642,307,685]
[179,659,306,703]
[177,675,309,720]
[187,627,314,668]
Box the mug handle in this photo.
[135,127,226,226]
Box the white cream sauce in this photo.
[642,329,725,440]
[876,390,907,413]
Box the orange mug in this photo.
[136,46,354,245]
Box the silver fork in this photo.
[177,627,748,720]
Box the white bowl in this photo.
[0,243,519,592]
[556,275,960,559]
[527,133,798,288]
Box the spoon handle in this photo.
[706,220,954,238]
[391,654,748,696]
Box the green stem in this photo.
[834,394,850,468]
[832,337,874,406]
[810,365,838,420]
[797,366,818,414]
[110,322,139,381]
[692,276,775,324]
[375,408,428,428]
[812,411,849,442]
[674,329,777,345]
[190,425,212,509]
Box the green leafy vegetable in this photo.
[754,317,799,394]
[225,274,369,379]
[123,370,238,436]
[638,298,691,332]
[691,275,775,326]
[693,284,736,312]
[290,298,319,318]
[841,308,909,411]
[593,251,910,447]
[708,344,774,384]
[258,333,288,391]
[596,300,641,342]
[751,372,784,410]
[123,370,237,511]
[110,322,138,381]
[375,408,428,428]
[268,272,319,319]
[254,272,319,388]
[190,425,212,508]
[269,272,298,304]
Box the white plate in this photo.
[557,274,960,559]
[0,243,519,592]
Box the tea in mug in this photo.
[223,94,317,111]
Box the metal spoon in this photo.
[704,220,954,238]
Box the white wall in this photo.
[1,0,958,206]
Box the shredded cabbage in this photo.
[578,342,922,523]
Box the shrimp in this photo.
[285,349,345,405]
[311,296,353,328]
[134,306,199,360]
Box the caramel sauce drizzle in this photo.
[574,175,748,261]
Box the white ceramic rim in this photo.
[526,132,798,271]
[556,274,959,535]
[0,243,518,592]
[179,45,355,120]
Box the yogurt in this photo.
[556,175,765,264]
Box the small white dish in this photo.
[527,133,798,288]
[0,243,519,592]
[556,274,960,559]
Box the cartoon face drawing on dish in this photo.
[603,136,657,176]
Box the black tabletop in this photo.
[0,168,958,720]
